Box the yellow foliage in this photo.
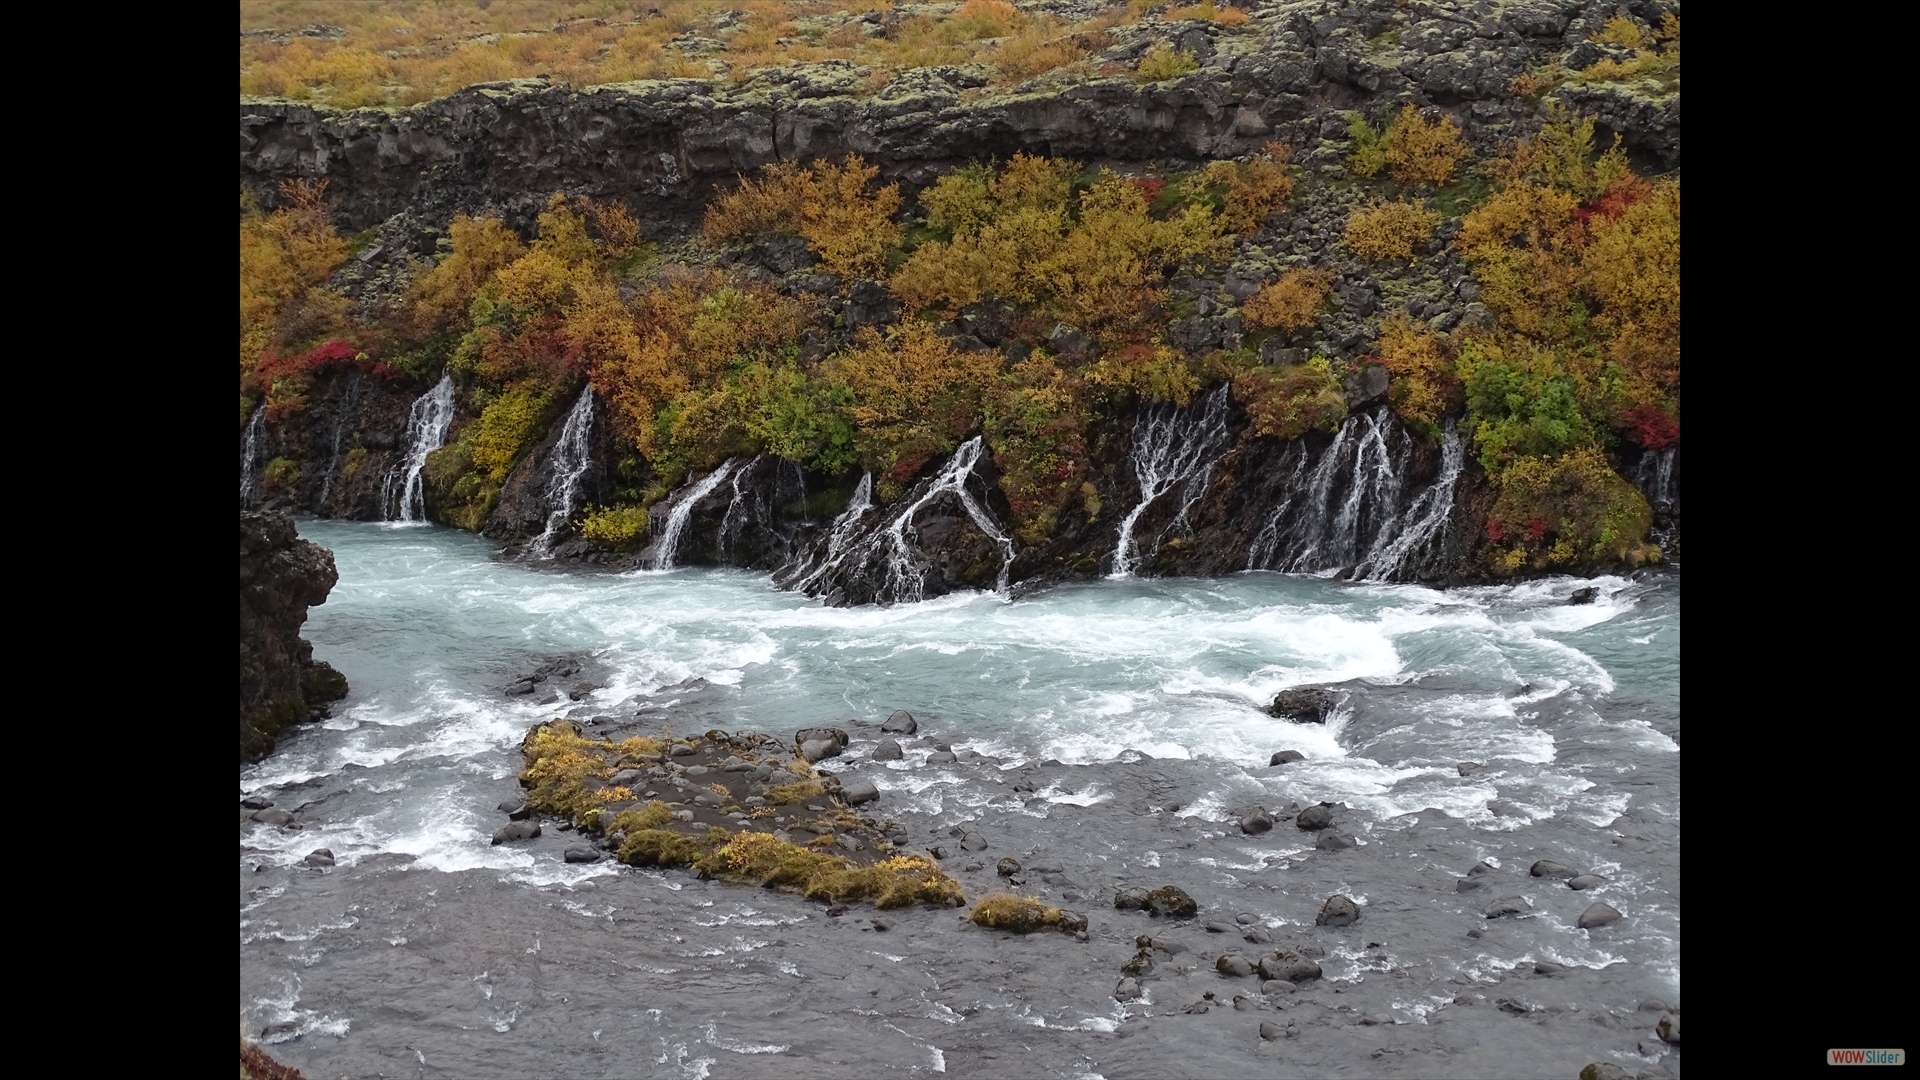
[1592,15,1646,49]
[406,215,526,337]
[1194,143,1295,235]
[826,321,1004,485]
[1343,199,1440,262]
[703,161,811,241]
[1166,2,1251,26]
[469,386,552,481]
[1086,343,1200,405]
[704,157,902,282]
[1136,42,1200,82]
[1243,268,1331,331]
[239,180,350,380]
[765,780,825,805]
[579,504,649,548]
[1383,103,1469,186]
[1580,181,1680,327]
[1371,311,1459,434]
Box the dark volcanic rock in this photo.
[1568,874,1609,891]
[1268,750,1306,766]
[881,710,918,734]
[1578,1064,1633,1080]
[1576,903,1624,929]
[841,779,880,806]
[1530,859,1580,880]
[1240,810,1274,834]
[563,844,604,863]
[492,821,541,845]
[1147,886,1198,918]
[1315,894,1361,927]
[1657,1010,1680,1044]
[240,511,349,761]
[1257,949,1322,984]
[1295,804,1334,830]
[1114,977,1141,1001]
[1114,888,1151,911]
[996,858,1021,877]
[871,739,904,761]
[1483,896,1530,919]
[1216,954,1255,977]
[303,848,335,868]
[1314,829,1357,851]
[1267,687,1338,723]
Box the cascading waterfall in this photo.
[781,472,873,593]
[875,437,1015,601]
[1635,447,1678,509]
[528,389,598,556]
[717,454,764,563]
[1246,411,1463,581]
[239,405,266,508]
[381,374,456,523]
[1110,385,1232,578]
[650,458,740,571]
[316,370,363,509]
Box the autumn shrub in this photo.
[1233,356,1347,440]
[1165,2,1251,26]
[469,385,555,481]
[240,180,350,391]
[1370,311,1460,437]
[733,360,859,474]
[1346,113,1389,179]
[1243,269,1332,331]
[825,321,1004,498]
[1485,447,1654,571]
[1084,343,1200,405]
[984,353,1091,545]
[1192,143,1295,235]
[1592,15,1647,49]
[704,156,903,282]
[1136,42,1199,82]
[405,214,527,338]
[1344,199,1440,262]
[1382,103,1470,186]
[579,505,649,549]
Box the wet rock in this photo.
[497,798,531,820]
[800,738,842,763]
[1296,804,1334,830]
[1204,921,1232,934]
[996,857,1021,877]
[1361,1013,1393,1026]
[1147,886,1198,918]
[959,832,989,852]
[1468,860,1496,876]
[1530,859,1580,880]
[1257,949,1322,983]
[1316,895,1361,927]
[1568,874,1609,890]
[1456,876,1490,893]
[1567,587,1598,605]
[1242,926,1271,944]
[251,808,296,826]
[1114,887,1151,911]
[1533,960,1566,976]
[1483,896,1530,919]
[1240,810,1274,834]
[1262,979,1297,995]
[1114,977,1141,1001]
[563,844,603,863]
[1656,1010,1680,1044]
[927,750,958,764]
[871,739,904,761]
[668,743,696,757]
[1259,1020,1286,1040]
[239,510,349,761]
[1056,910,1089,933]
[1487,798,1525,817]
[796,727,848,750]
[1315,829,1357,851]
[841,779,880,806]
[1217,954,1255,977]
[1267,687,1337,723]
[241,795,273,810]
[1269,750,1306,766]
[303,848,335,868]
[1457,761,1484,776]
[1577,903,1624,929]
[1578,1064,1633,1080]
[882,710,918,734]
[492,821,540,845]
[1235,913,1257,924]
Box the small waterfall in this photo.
[239,405,266,509]
[1635,447,1678,509]
[381,374,456,523]
[316,370,363,510]
[1111,385,1232,578]
[781,472,874,593]
[649,458,741,571]
[717,453,765,563]
[873,437,1015,601]
[528,388,598,556]
[1246,410,1463,581]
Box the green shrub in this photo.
[1136,42,1200,82]
[579,505,650,549]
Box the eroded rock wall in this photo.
[240,511,349,760]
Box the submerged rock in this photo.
[1483,896,1530,919]
[1267,688,1338,723]
[1114,977,1141,1001]
[1530,859,1580,880]
[1568,874,1609,890]
[1268,750,1305,766]
[493,821,541,844]
[1315,829,1357,851]
[1315,895,1361,927]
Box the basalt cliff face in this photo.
[239,511,349,760]
[238,0,1680,600]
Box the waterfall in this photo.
[1246,410,1463,581]
[528,389,598,556]
[874,437,1015,601]
[781,472,874,594]
[650,458,740,571]
[381,374,456,523]
[717,454,765,563]
[1110,385,1232,578]
[1635,447,1678,509]
[239,405,266,509]
[316,370,363,510]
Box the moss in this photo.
[518,721,664,825]
[613,827,964,909]
[969,893,1082,934]
[766,781,825,806]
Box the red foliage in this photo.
[1527,518,1548,541]
[1487,519,1506,542]
[1576,176,1655,224]
[1621,404,1679,450]
[255,338,398,385]
[1132,177,1168,203]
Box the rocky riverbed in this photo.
[241,519,1677,1078]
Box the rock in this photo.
[996,857,1021,877]
[1455,876,1489,894]
[1468,860,1496,876]
[668,743,696,757]
[1656,1010,1679,1044]
[1216,954,1255,977]
[872,739,904,761]
[1261,980,1297,995]
[1483,896,1530,919]
[960,832,989,852]
[1316,894,1361,927]
[1534,960,1567,976]
[1568,874,1609,890]
[1056,910,1088,932]
[1259,1020,1286,1040]
[1242,926,1271,944]
[1315,829,1357,851]
[1114,977,1141,1001]
[241,795,273,810]
[1147,886,1198,918]
[692,792,723,808]
[1257,950,1322,983]
[1578,1064,1633,1080]
[841,779,880,806]
[239,511,349,761]
[1296,804,1334,830]
[881,710,918,734]
[927,750,958,764]
[1268,750,1306,766]
[800,738,841,763]
[1487,798,1524,816]
[836,835,861,852]
[1530,859,1580,880]
[1048,323,1096,363]
[1361,1013,1393,1026]
[563,844,603,863]
[1240,811,1274,834]
[1567,586,1598,605]
[609,769,645,788]
[303,848,335,868]
[1577,903,1623,929]
[492,821,540,845]
[250,808,295,826]
[1267,687,1337,723]
[1341,360,1390,408]
[796,727,849,751]
[1114,887,1151,911]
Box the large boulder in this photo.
[1296,804,1334,830]
[1147,886,1198,918]
[1267,688,1338,723]
[1315,894,1361,927]
[881,710,918,734]
[240,511,349,761]
[1257,949,1322,984]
